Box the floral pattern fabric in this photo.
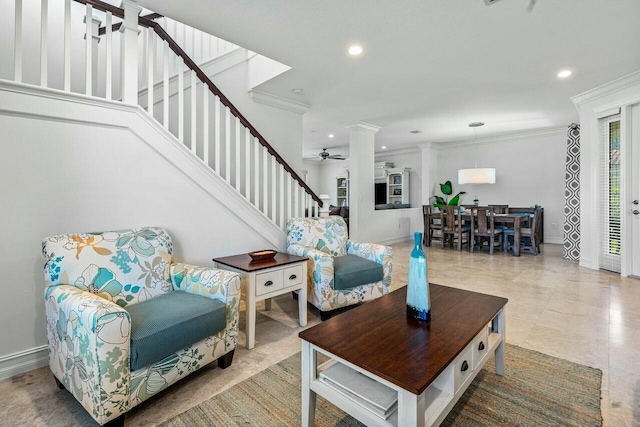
[42,228,240,425]
[286,218,393,312]
[43,227,173,307]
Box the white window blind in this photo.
[599,114,621,273]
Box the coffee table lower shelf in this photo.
[302,310,505,427]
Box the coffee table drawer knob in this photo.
[461,360,469,372]
[289,274,297,280]
[264,280,274,287]
[478,341,485,351]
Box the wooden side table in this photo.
[213,252,308,349]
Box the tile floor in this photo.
[0,242,638,426]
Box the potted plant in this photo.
[433,180,466,208]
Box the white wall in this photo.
[0,83,283,378]
[302,159,321,193]
[434,129,567,244]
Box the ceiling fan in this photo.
[318,148,346,161]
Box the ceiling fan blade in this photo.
[327,155,346,160]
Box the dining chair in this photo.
[422,205,442,247]
[441,206,471,251]
[471,207,504,255]
[488,204,509,214]
[504,207,541,255]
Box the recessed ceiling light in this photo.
[381,146,387,150]
[348,45,363,56]
[557,69,572,79]
[328,134,335,138]
[292,88,303,95]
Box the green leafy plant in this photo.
[433,180,466,207]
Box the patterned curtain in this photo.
[563,124,580,260]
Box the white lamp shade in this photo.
[458,168,496,184]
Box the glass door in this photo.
[599,117,621,273]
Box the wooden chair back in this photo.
[441,206,459,232]
[474,207,496,235]
[489,204,509,214]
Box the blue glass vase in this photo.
[407,232,431,322]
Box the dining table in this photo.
[426,210,529,256]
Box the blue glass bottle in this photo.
[407,232,431,322]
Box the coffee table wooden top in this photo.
[213,252,308,272]
[298,284,508,395]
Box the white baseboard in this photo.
[542,238,563,245]
[0,345,48,381]
[376,235,413,246]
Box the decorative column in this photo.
[419,142,437,206]
[344,121,380,241]
[120,0,142,104]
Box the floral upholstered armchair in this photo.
[286,217,392,319]
[42,227,241,426]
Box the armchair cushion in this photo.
[333,254,383,291]
[124,291,226,370]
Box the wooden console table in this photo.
[299,285,507,426]
[213,252,308,349]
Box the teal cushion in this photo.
[125,291,226,370]
[333,254,383,291]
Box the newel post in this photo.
[120,0,142,104]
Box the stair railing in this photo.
[7,0,321,228]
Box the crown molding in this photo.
[248,90,311,114]
[376,146,421,156]
[343,121,381,133]
[571,70,640,106]
[432,127,567,149]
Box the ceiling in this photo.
[138,0,640,157]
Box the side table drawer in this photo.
[283,265,303,288]
[255,270,283,296]
[472,326,490,370]
[454,345,473,393]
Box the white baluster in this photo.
[287,174,293,224]
[40,0,47,87]
[14,0,22,83]
[203,85,209,166]
[263,147,268,215]
[140,25,147,91]
[214,96,221,173]
[313,200,319,218]
[147,29,154,116]
[271,156,277,222]
[191,70,197,155]
[178,60,184,144]
[85,4,92,95]
[279,166,285,228]
[245,128,251,200]
[225,107,231,183]
[63,0,71,91]
[162,41,169,127]
[294,181,300,219]
[254,137,260,208]
[105,12,112,100]
[235,118,240,191]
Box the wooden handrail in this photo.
[72,0,322,206]
[98,13,162,36]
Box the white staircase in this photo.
[2,0,322,232]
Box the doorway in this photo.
[624,104,640,278]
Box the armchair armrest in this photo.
[44,285,131,425]
[287,243,334,274]
[346,240,393,285]
[170,263,241,352]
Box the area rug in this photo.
[160,344,602,427]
